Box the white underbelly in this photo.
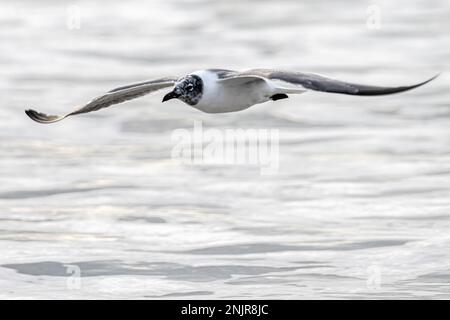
[193,80,275,113]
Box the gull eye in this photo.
[186,84,194,91]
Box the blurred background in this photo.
[0,0,449,299]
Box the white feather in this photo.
[191,70,301,113]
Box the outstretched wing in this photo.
[25,77,177,124]
[220,69,438,96]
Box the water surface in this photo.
[0,0,449,299]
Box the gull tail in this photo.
[25,109,67,124]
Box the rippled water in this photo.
[0,0,449,299]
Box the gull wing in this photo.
[25,77,177,124]
[220,69,438,95]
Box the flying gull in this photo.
[25,69,438,123]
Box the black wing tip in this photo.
[357,73,440,96]
[395,73,440,94]
[415,73,440,87]
[25,109,63,124]
[24,109,40,121]
[428,72,442,84]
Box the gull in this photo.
[25,69,438,123]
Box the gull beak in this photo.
[162,91,179,102]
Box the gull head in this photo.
[162,75,203,106]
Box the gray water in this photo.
[0,0,449,299]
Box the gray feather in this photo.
[25,78,176,124]
[229,69,438,96]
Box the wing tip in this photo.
[419,73,440,86]
[25,109,64,124]
[356,72,441,96]
[398,72,440,93]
